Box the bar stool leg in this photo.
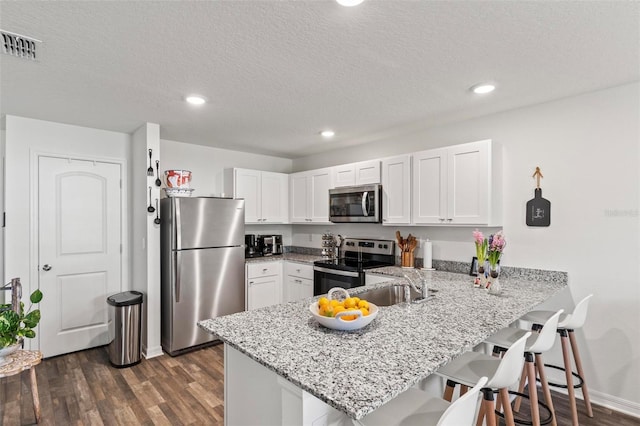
[499,387,515,426]
[560,330,579,426]
[513,365,528,412]
[443,379,456,402]
[460,384,469,396]
[525,354,541,426]
[29,367,41,423]
[535,353,557,426]
[568,329,593,417]
[475,398,486,426]
[482,388,497,426]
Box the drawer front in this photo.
[284,262,314,280]
[247,261,281,278]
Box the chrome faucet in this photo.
[402,271,430,304]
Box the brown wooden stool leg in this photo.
[29,367,41,423]
[535,353,557,426]
[513,364,527,412]
[499,387,515,426]
[568,330,593,417]
[443,379,456,402]
[476,395,487,426]
[483,389,497,426]
[460,384,469,396]
[525,354,541,426]
[560,330,579,426]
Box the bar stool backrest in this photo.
[528,309,564,353]
[488,331,531,389]
[561,294,593,330]
[438,376,488,426]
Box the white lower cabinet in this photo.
[284,262,314,302]
[247,261,283,310]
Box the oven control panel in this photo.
[343,238,395,256]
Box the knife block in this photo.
[401,251,414,268]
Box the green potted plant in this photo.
[0,289,43,351]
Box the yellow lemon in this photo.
[343,298,356,309]
[333,306,346,316]
[359,307,369,317]
[318,297,329,307]
[358,300,369,310]
[330,299,340,307]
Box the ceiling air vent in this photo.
[1,30,41,60]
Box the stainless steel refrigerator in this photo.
[160,197,245,356]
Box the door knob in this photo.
[42,264,52,271]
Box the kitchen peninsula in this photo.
[199,269,567,425]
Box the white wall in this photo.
[293,83,640,413]
[160,139,293,197]
[131,123,162,358]
[4,115,132,350]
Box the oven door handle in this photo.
[314,266,360,278]
[361,192,369,217]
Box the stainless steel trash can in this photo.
[107,291,143,368]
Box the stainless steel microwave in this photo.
[329,184,382,223]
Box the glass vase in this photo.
[488,264,501,295]
[476,261,488,288]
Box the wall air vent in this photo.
[1,29,41,60]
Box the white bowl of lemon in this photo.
[309,287,378,331]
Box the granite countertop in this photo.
[245,253,324,265]
[199,270,567,420]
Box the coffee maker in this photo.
[257,235,283,256]
[245,234,260,258]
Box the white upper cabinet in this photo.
[290,173,309,223]
[381,155,412,225]
[413,140,501,225]
[412,148,447,224]
[289,168,333,224]
[225,168,288,224]
[332,164,356,188]
[332,160,381,188]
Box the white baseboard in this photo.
[143,345,164,359]
[551,386,640,419]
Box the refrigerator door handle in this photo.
[174,251,181,303]
[175,199,182,250]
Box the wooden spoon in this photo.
[396,231,404,250]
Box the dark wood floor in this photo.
[0,344,637,425]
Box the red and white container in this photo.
[164,170,192,188]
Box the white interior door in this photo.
[38,156,122,357]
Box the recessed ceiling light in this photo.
[336,0,364,6]
[320,130,335,138]
[471,84,496,94]
[185,95,206,105]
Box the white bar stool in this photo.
[484,309,564,426]
[519,294,594,426]
[354,376,488,426]
[436,332,531,426]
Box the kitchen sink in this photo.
[355,285,436,306]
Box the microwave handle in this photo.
[362,192,369,216]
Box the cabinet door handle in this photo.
[447,218,453,222]
[249,281,254,286]
[439,218,445,222]
[263,268,268,272]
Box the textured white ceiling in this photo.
[1,1,638,158]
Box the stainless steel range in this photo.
[313,238,395,296]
